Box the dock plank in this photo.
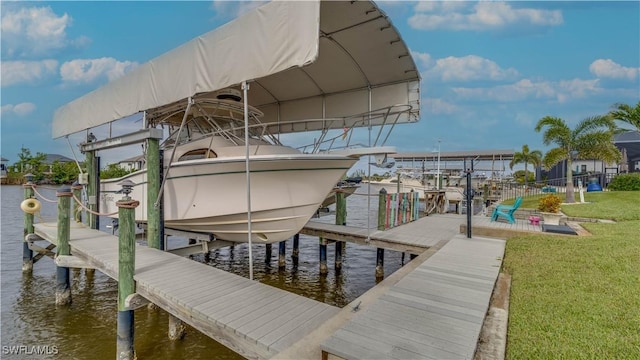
[321,234,505,360]
[33,222,338,360]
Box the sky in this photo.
[1,1,639,173]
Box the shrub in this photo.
[538,194,562,213]
[607,173,640,191]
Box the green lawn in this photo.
[502,191,640,359]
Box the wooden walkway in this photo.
[32,223,339,360]
[320,234,505,360]
[302,214,466,253]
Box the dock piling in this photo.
[378,188,387,230]
[265,243,272,265]
[147,138,161,250]
[168,314,186,341]
[375,248,384,279]
[292,234,299,267]
[335,191,346,270]
[278,241,286,268]
[116,181,138,360]
[292,234,300,258]
[55,185,72,305]
[71,182,83,223]
[319,238,328,275]
[22,178,35,272]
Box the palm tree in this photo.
[608,101,640,132]
[509,144,542,188]
[535,115,620,203]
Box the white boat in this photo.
[365,177,427,199]
[100,96,358,243]
[321,181,360,209]
[52,1,421,245]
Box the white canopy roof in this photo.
[52,0,420,139]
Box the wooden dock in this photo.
[272,234,506,360]
[301,214,466,254]
[30,212,517,359]
[32,222,339,359]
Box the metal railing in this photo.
[478,172,619,202]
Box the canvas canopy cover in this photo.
[52,0,420,139]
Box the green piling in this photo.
[378,188,387,230]
[71,182,83,223]
[116,181,138,360]
[146,138,161,249]
[22,180,35,272]
[56,185,72,305]
[85,151,98,230]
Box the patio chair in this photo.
[491,196,523,224]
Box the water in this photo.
[1,185,405,359]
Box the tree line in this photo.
[3,147,132,185]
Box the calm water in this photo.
[1,185,405,359]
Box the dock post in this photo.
[71,181,83,223]
[265,243,272,265]
[55,185,72,305]
[85,150,100,230]
[292,234,300,258]
[335,191,346,270]
[375,248,384,279]
[116,180,138,360]
[291,234,300,267]
[278,241,286,269]
[22,177,35,272]
[378,188,387,230]
[147,137,161,250]
[319,238,328,275]
[168,314,186,341]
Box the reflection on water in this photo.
[1,185,404,359]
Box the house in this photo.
[118,154,145,172]
[43,154,75,174]
[1,157,8,184]
[614,130,640,172]
[536,130,640,185]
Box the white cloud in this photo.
[409,2,563,31]
[0,6,86,58]
[1,102,36,117]
[411,51,434,69]
[427,55,519,82]
[1,60,58,87]
[59,58,139,84]
[425,98,457,115]
[589,59,639,81]
[452,78,601,103]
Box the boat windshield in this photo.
[154,98,283,148]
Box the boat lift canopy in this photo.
[52,0,420,139]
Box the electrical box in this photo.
[78,173,89,185]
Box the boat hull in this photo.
[100,155,356,243]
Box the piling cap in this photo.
[24,173,35,182]
[117,179,135,195]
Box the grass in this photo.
[502,191,640,359]
[503,191,640,221]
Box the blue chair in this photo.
[491,196,523,224]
